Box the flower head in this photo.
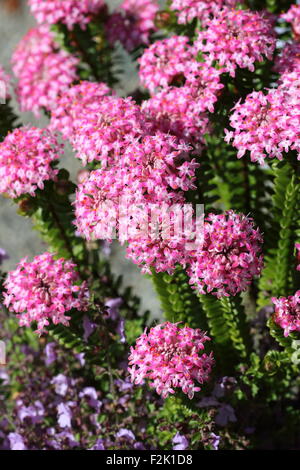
[281,5,300,39]
[128,322,214,399]
[194,8,275,77]
[170,0,238,25]
[70,96,147,166]
[12,26,79,117]
[50,81,111,141]
[225,87,300,163]
[0,126,63,198]
[272,291,300,337]
[187,211,263,297]
[28,0,105,30]
[142,86,210,147]
[3,253,89,334]
[139,36,199,93]
[106,0,158,51]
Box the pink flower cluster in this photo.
[142,87,210,147]
[3,253,89,335]
[225,86,300,163]
[125,203,195,275]
[169,0,238,25]
[0,66,11,101]
[128,322,214,399]
[281,4,300,39]
[12,26,79,117]
[139,36,197,93]
[70,95,147,166]
[50,81,111,141]
[187,211,263,297]
[28,0,105,30]
[106,0,158,51]
[0,126,63,198]
[272,291,300,337]
[194,8,276,77]
[274,42,300,75]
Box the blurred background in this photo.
[0,0,161,317]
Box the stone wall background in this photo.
[0,0,161,318]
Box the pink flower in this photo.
[70,96,147,166]
[194,8,276,77]
[225,87,300,163]
[28,0,105,30]
[272,291,300,337]
[74,167,147,242]
[274,42,300,75]
[187,211,263,297]
[0,66,11,101]
[106,0,158,51]
[122,132,199,193]
[281,4,300,39]
[12,26,79,117]
[142,86,210,147]
[49,81,111,141]
[125,202,196,275]
[3,253,89,335]
[128,322,214,399]
[0,126,63,198]
[169,0,238,25]
[138,36,198,93]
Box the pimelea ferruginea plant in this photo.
[1,0,300,451]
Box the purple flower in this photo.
[90,439,105,450]
[215,404,237,427]
[115,378,133,392]
[75,352,85,366]
[172,432,189,450]
[17,400,44,424]
[210,433,221,450]
[105,298,123,321]
[83,315,96,342]
[51,374,69,396]
[117,318,126,344]
[116,428,136,441]
[0,369,9,385]
[8,433,26,450]
[44,342,57,366]
[79,387,102,412]
[57,402,73,429]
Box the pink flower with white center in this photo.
[194,8,276,77]
[225,87,300,163]
[70,96,147,166]
[142,86,210,147]
[138,36,201,93]
[281,4,300,39]
[0,126,63,198]
[3,253,89,335]
[125,202,197,275]
[28,0,106,30]
[106,0,159,51]
[128,322,214,399]
[187,211,263,298]
[122,132,199,193]
[12,26,79,117]
[74,167,149,242]
[274,42,300,75]
[49,81,111,141]
[296,243,300,271]
[170,0,239,25]
[272,291,300,337]
[0,66,11,101]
